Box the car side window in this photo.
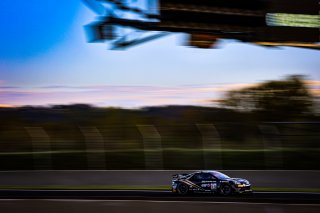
[190,173,216,181]
[201,173,216,181]
[190,173,202,181]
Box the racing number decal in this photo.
[201,183,216,189]
[210,183,217,190]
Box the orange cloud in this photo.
[305,80,320,87]
[310,89,320,97]
[0,104,15,108]
[1,80,318,108]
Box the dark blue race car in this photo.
[172,170,252,195]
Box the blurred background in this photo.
[0,0,319,171]
[0,77,319,170]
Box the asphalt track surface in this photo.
[1,199,319,213]
[0,190,319,204]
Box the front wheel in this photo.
[177,183,189,195]
[220,184,233,196]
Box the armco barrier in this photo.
[0,170,319,189]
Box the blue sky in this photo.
[0,0,319,107]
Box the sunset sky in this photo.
[0,0,319,107]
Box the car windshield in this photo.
[211,171,230,180]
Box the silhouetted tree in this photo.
[221,75,314,120]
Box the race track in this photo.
[0,190,319,204]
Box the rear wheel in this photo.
[220,184,233,196]
[177,183,189,195]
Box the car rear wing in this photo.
[172,173,188,180]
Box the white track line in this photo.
[1,170,320,172]
[0,189,319,195]
[0,199,319,206]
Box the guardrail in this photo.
[0,170,319,189]
[0,123,319,170]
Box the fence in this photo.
[0,122,319,170]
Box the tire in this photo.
[177,183,189,195]
[220,184,233,196]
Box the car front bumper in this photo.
[234,185,253,194]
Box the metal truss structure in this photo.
[83,0,320,50]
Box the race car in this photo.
[172,170,252,195]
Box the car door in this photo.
[188,173,205,191]
[200,173,218,192]
[189,172,218,192]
